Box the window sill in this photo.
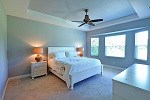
[105,56,125,59]
[91,55,99,57]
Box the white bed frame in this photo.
[48,47,103,90]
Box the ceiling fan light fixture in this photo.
[72,9,103,27]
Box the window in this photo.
[135,31,148,60]
[91,38,99,56]
[105,34,126,57]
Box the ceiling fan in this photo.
[72,9,103,27]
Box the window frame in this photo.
[105,34,126,58]
[134,30,148,61]
[90,37,99,56]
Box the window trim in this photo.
[90,37,99,56]
[134,30,148,61]
[105,34,126,58]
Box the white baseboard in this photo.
[8,74,31,80]
[1,79,9,100]
[102,64,125,70]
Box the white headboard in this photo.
[48,47,76,59]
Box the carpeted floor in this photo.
[4,66,123,100]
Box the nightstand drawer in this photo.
[34,66,47,71]
[33,69,47,76]
[32,63,47,67]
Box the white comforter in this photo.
[48,57,101,75]
[48,57,102,88]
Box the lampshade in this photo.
[76,47,84,52]
[33,47,43,62]
[33,47,43,54]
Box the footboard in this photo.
[69,65,103,89]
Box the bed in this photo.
[48,47,103,89]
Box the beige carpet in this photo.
[4,66,123,100]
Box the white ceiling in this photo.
[2,0,150,31]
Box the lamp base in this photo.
[79,53,83,57]
[35,54,42,62]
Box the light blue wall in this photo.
[7,15,86,77]
[87,17,150,68]
[0,0,8,99]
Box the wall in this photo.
[7,15,86,77]
[0,0,8,99]
[87,17,150,69]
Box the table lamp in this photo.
[76,47,84,57]
[33,47,43,62]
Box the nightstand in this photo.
[31,61,47,79]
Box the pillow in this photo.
[48,53,55,59]
[53,51,66,59]
[66,51,77,57]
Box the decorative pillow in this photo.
[53,51,66,59]
[48,53,55,59]
[66,51,77,57]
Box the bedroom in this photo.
[0,0,150,100]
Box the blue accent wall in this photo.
[0,0,8,99]
[86,17,150,68]
[7,15,86,77]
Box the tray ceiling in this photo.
[2,0,150,31]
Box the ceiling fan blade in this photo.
[88,22,95,26]
[72,21,83,22]
[72,9,103,27]
[78,23,86,27]
[91,19,103,22]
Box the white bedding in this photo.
[48,57,101,75]
[48,57,102,88]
